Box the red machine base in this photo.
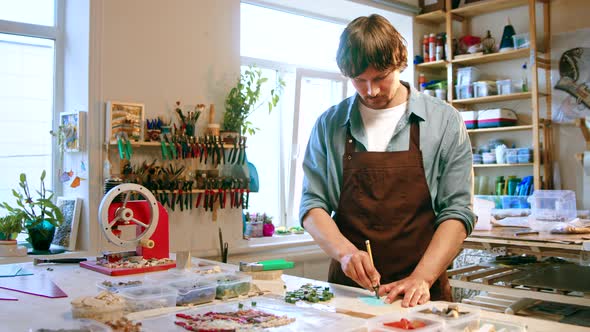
[80,260,176,276]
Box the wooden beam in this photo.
[481,269,521,285]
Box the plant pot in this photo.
[0,232,18,241]
[220,131,239,144]
[26,220,56,251]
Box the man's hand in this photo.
[378,274,431,307]
[340,250,381,291]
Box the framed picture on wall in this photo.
[52,197,82,251]
[105,101,145,143]
[59,111,86,152]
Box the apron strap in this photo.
[408,114,421,152]
[345,126,355,155]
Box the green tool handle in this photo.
[160,141,169,160]
[259,259,294,271]
[125,140,133,159]
[117,137,125,160]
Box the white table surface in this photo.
[0,258,588,331]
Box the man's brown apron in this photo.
[328,114,451,301]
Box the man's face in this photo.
[351,65,401,109]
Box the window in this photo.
[0,1,60,214]
[240,3,346,227]
[240,2,412,227]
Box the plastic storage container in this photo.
[528,190,577,222]
[144,269,194,284]
[469,318,526,332]
[473,81,498,98]
[457,67,480,86]
[460,111,478,129]
[472,154,482,164]
[410,303,481,332]
[455,84,473,100]
[206,272,252,299]
[167,278,217,306]
[477,108,517,128]
[475,195,531,209]
[30,319,113,332]
[71,293,126,323]
[505,148,519,164]
[119,285,177,312]
[366,312,443,332]
[512,33,530,49]
[97,279,144,292]
[496,79,515,95]
[482,152,496,164]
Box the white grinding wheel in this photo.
[99,183,159,248]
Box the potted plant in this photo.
[0,213,24,241]
[223,65,285,142]
[1,171,63,251]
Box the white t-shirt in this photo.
[358,102,407,151]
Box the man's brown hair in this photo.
[336,14,408,78]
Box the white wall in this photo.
[63,0,90,250]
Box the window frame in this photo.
[0,0,64,196]
[241,56,349,227]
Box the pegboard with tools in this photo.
[104,102,250,220]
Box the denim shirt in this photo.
[299,83,476,234]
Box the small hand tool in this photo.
[239,259,294,272]
[365,239,380,299]
[33,258,87,265]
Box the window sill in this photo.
[191,232,317,258]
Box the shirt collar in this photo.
[340,80,426,127]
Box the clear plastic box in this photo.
[512,33,530,49]
[167,277,217,306]
[455,84,473,100]
[468,317,526,332]
[528,190,577,222]
[410,303,481,332]
[96,278,144,292]
[205,272,252,299]
[473,81,498,98]
[366,312,443,332]
[475,195,530,209]
[496,79,514,95]
[119,285,177,312]
[144,269,193,284]
[457,67,480,86]
[505,148,519,164]
[30,319,113,332]
[192,264,233,276]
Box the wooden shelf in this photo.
[467,125,533,134]
[474,163,533,168]
[416,60,447,71]
[415,10,446,25]
[452,48,530,66]
[451,0,528,18]
[453,92,534,105]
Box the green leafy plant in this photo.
[1,170,63,229]
[0,213,24,239]
[224,65,285,136]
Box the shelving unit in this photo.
[467,124,533,134]
[414,0,554,191]
[473,163,533,168]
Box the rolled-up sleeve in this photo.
[434,110,476,235]
[299,116,332,224]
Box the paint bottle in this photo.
[423,34,429,63]
[418,73,426,91]
[435,35,444,61]
[429,33,436,62]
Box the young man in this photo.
[299,14,475,307]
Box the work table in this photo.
[0,258,587,331]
